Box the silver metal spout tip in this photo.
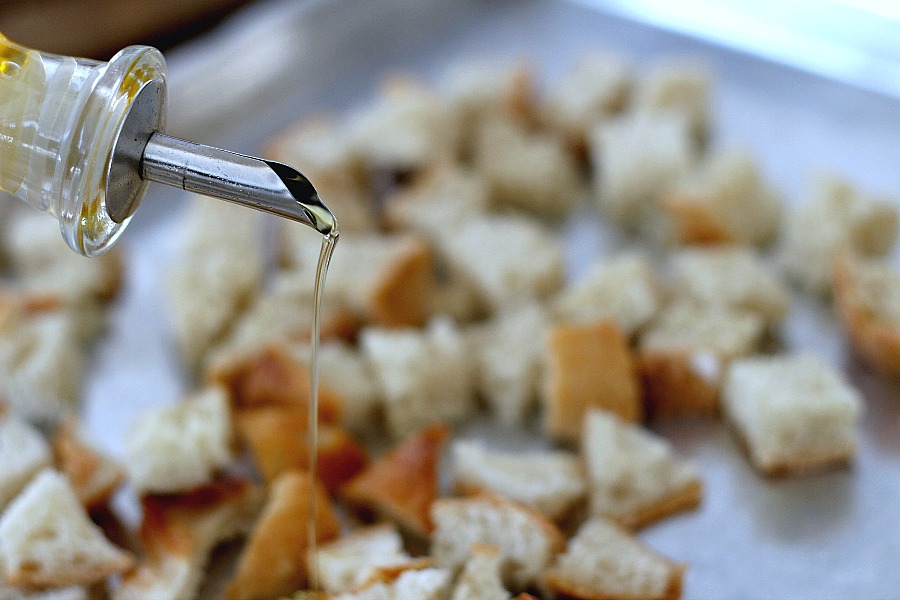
[264,160,336,236]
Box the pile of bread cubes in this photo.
[1,49,899,600]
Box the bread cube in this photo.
[450,544,510,600]
[582,409,701,529]
[543,518,684,600]
[722,354,862,474]
[635,58,710,142]
[51,421,124,511]
[780,175,899,295]
[334,566,451,600]
[452,439,585,521]
[0,415,52,510]
[544,320,641,441]
[442,59,534,124]
[125,386,232,494]
[0,585,89,600]
[315,524,412,594]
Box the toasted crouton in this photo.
[780,175,899,295]
[452,440,585,521]
[280,232,436,329]
[554,254,664,335]
[166,197,264,369]
[441,216,565,312]
[314,524,413,594]
[0,584,89,600]
[544,320,641,441]
[334,566,451,600]
[543,518,684,600]
[125,386,232,494]
[589,112,694,232]
[0,469,133,587]
[442,60,534,125]
[832,254,900,374]
[635,58,710,143]
[341,424,448,538]
[222,472,341,600]
[52,421,124,511]
[722,354,862,475]
[582,410,701,529]
[638,302,765,416]
[114,476,263,600]
[670,248,789,325]
[472,116,581,219]
[541,51,632,151]
[430,492,565,591]
[361,319,475,439]
[663,151,781,247]
[0,415,51,511]
[450,544,511,600]
[474,302,552,425]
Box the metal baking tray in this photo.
[83,0,900,598]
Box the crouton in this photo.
[544,320,641,441]
[589,112,694,232]
[832,254,900,374]
[472,115,581,219]
[722,354,862,474]
[554,254,664,335]
[663,151,781,247]
[670,247,789,325]
[166,197,264,369]
[442,59,535,125]
[280,233,436,329]
[222,472,341,600]
[543,518,684,600]
[0,415,52,510]
[582,410,701,529]
[635,58,710,143]
[541,51,632,151]
[441,216,565,312]
[780,175,899,295]
[361,319,475,439]
[314,524,413,594]
[341,424,447,538]
[452,439,585,521]
[114,476,263,600]
[52,420,124,511]
[638,301,765,416]
[0,585,88,600]
[0,469,133,587]
[474,302,552,425]
[450,544,511,600]
[430,492,565,590]
[334,566,451,600]
[125,386,232,494]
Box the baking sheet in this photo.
[83,1,900,598]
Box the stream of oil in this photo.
[307,227,338,590]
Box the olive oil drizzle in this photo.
[308,226,338,590]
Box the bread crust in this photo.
[52,420,124,511]
[366,237,434,328]
[637,350,719,418]
[616,480,702,531]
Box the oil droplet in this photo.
[0,61,20,78]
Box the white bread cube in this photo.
[315,524,412,593]
[0,469,132,587]
[0,415,52,510]
[473,116,581,219]
[430,493,565,590]
[780,175,899,295]
[541,51,632,147]
[554,253,664,335]
[361,318,475,438]
[0,585,88,600]
[583,409,701,529]
[474,302,552,425]
[442,59,534,124]
[348,77,461,172]
[635,59,710,141]
[125,386,232,494]
[452,439,585,521]
[832,254,900,375]
[51,421,125,510]
[441,216,565,312]
[663,150,781,246]
[722,354,862,474]
[450,544,511,600]
[335,567,451,600]
[167,197,264,369]
[543,518,684,600]
[670,247,789,325]
[590,112,694,231]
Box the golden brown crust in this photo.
[545,320,642,441]
[352,558,434,591]
[52,420,125,511]
[832,254,900,375]
[366,237,435,328]
[221,472,341,600]
[340,424,448,538]
[662,193,733,246]
[637,351,720,418]
[615,480,702,531]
